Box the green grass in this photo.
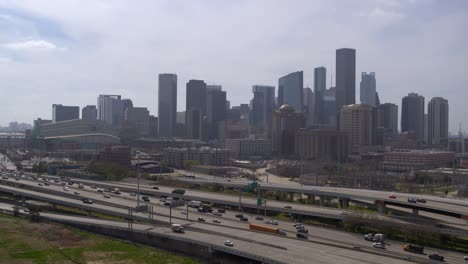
[53,205,123,221]
[0,213,201,264]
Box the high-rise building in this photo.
[207,88,227,140]
[428,97,449,147]
[82,105,97,121]
[314,67,326,125]
[360,72,376,107]
[339,104,374,149]
[158,73,177,137]
[303,87,315,127]
[186,80,207,139]
[250,85,275,136]
[378,103,398,138]
[97,95,123,127]
[278,71,303,113]
[401,92,425,144]
[322,87,337,127]
[148,115,158,138]
[336,48,356,112]
[125,107,150,137]
[270,104,305,156]
[52,104,79,123]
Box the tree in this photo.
[183,160,199,170]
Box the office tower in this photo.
[97,95,123,126]
[207,85,222,92]
[322,87,337,127]
[207,88,227,140]
[250,85,275,136]
[82,105,97,121]
[401,92,425,144]
[158,73,177,137]
[278,71,304,113]
[314,67,326,125]
[303,87,315,127]
[270,104,305,156]
[125,107,150,137]
[148,115,158,138]
[428,97,449,147]
[186,80,207,139]
[339,104,374,149]
[360,72,377,107]
[52,104,79,123]
[378,103,398,138]
[336,48,356,112]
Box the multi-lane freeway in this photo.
[0,175,467,263]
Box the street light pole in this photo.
[137,151,140,207]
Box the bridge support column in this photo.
[340,198,349,209]
[307,194,315,204]
[319,196,325,206]
[288,192,294,201]
[376,203,386,214]
[412,208,419,215]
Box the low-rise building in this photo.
[163,147,230,168]
[99,145,131,167]
[226,139,272,159]
[381,149,455,172]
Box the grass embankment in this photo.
[0,213,200,264]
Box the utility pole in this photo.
[137,151,140,207]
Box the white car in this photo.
[103,194,111,198]
[213,219,221,224]
[464,256,468,261]
[373,242,385,249]
[339,211,348,215]
[63,186,69,191]
[180,210,187,215]
[224,240,234,247]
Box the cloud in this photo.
[3,39,57,51]
[369,7,406,20]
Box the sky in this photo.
[0,0,467,133]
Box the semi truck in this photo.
[403,244,424,254]
[249,223,280,234]
[188,201,202,208]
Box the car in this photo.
[103,188,111,192]
[63,186,70,191]
[224,240,234,247]
[67,182,74,185]
[373,242,386,249]
[180,210,187,215]
[293,223,303,228]
[38,183,43,186]
[74,191,80,195]
[235,214,243,218]
[160,198,166,202]
[14,177,20,181]
[388,195,396,199]
[240,217,249,222]
[1,176,8,179]
[197,217,206,222]
[141,196,150,202]
[54,179,61,183]
[416,198,427,203]
[23,208,30,213]
[464,255,468,261]
[60,182,66,185]
[129,192,136,196]
[267,220,278,225]
[97,189,103,193]
[296,233,308,239]
[429,253,444,261]
[212,212,222,216]
[44,182,50,186]
[277,230,287,236]
[82,198,93,204]
[284,205,292,209]
[217,209,226,213]
[408,198,417,203]
[90,185,97,189]
[103,194,111,198]
[297,228,309,234]
[339,211,348,215]
[152,186,159,190]
[213,219,221,224]
[255,216,264,221]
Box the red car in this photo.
[388,195,396,199]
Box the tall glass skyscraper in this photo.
[360,72,376,107]
[278,71,303,113]
[158,73,177,138]
[336,48,356,111]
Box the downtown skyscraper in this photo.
[278,71,303,113]
[313,67,326,125]
[186,80,207,139]
[250,85,275,137]
[401,92,425,144]
[428,97,449,147]
[336,48,356,112]
[360,72,377,107]
[158,73,177,137]
[97,95,123,127]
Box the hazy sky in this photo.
[0,0,467,133]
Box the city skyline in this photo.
[0,1,467,133]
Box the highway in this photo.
[0,176,467,263]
